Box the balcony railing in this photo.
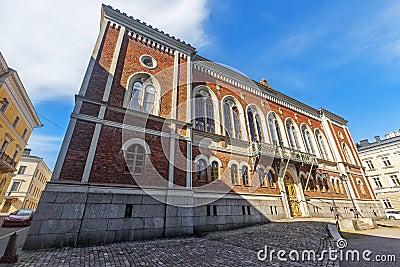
[250,141,318,166]
[0,152,17,173]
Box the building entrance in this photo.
[284,174,302,217]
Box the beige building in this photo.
[0,149,51,214]
[357,130,400,211]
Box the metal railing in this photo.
[250,141,318,165]
[0,152,17,171]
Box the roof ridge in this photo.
[103,4,193,48]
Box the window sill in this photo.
[383,166,394,169]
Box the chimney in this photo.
[374,136,381,142]
[260,77,271,88]
[359,139,369,147]
[22,148,31,156]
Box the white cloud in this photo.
[0,0,209,101]
[26,134,63,171]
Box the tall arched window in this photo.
[242,166,250,186]
[315,129,330,160]
[301,125,316,155]
[286,119,301,150]
[210,161,219,181]
[357,179,366,195]
[268,113,283,146]
[223,99,242,139]
[247,107,264,142]
[195,90,215,133]
[197,159,208,181]
[231,164,239,185]
[125,144,145,175]
[129,75,158,114]
[342,143,354,164]
[258,168,267,187]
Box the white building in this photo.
[0,149,51,214]
[357,130,400,211]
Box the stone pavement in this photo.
[14,221,337,267]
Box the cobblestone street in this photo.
[15,221,337,266]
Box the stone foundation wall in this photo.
[24,182,383,249]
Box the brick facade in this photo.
[24,5,384,249]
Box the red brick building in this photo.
[25,5,384,249]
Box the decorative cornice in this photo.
[102,5,196,57]
[193,58,322,121]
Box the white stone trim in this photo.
[194,154,209,165]
[209,156,223,168]
[78,18,109,97]
[52,118,77,180]
[102,26,126,102]
[81,123,102,183]
[121,138,151,155]
[228,160,240,169]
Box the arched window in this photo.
[301,125,316,155]
[286,119,301,150]
[125,144,145,175]
[195,90,215,133]
[128,75,158,114]
[223,99,242,139]
[197,159,208,181]
[315,129,330,160]
[242,166,250,186]
[268,171,276,188]
[231,164,239,185]
[331,178,338,193]
[258,168,267,187]
[210,161,219,181]
[247,107,264,142]
[268,113,283,146]
[322,177,329,192]
[357,179,366,195]
[342,143,354,164]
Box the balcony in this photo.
[250,141,318,166]
[0,152,17,173]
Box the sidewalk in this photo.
[14,221,337,266]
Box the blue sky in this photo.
[2,0,400,170]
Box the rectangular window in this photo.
[242,205,246,215]
[18,166,27,174]
[206,205,211,216]
[0,98,9,113]
[270,206,274,215]
[0,140,9,153]
[10,181,21,192]
[365,160,375,170]
[12,148,20,161]
[124,204,133,218]
[12,116,20,128]
[372,177,383,188]
[22,129,28,139]
[247,206,251,215]
[381,157,392,167]
[213,205,217,216]
[382,199,393,209]
[390,175,400,187]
